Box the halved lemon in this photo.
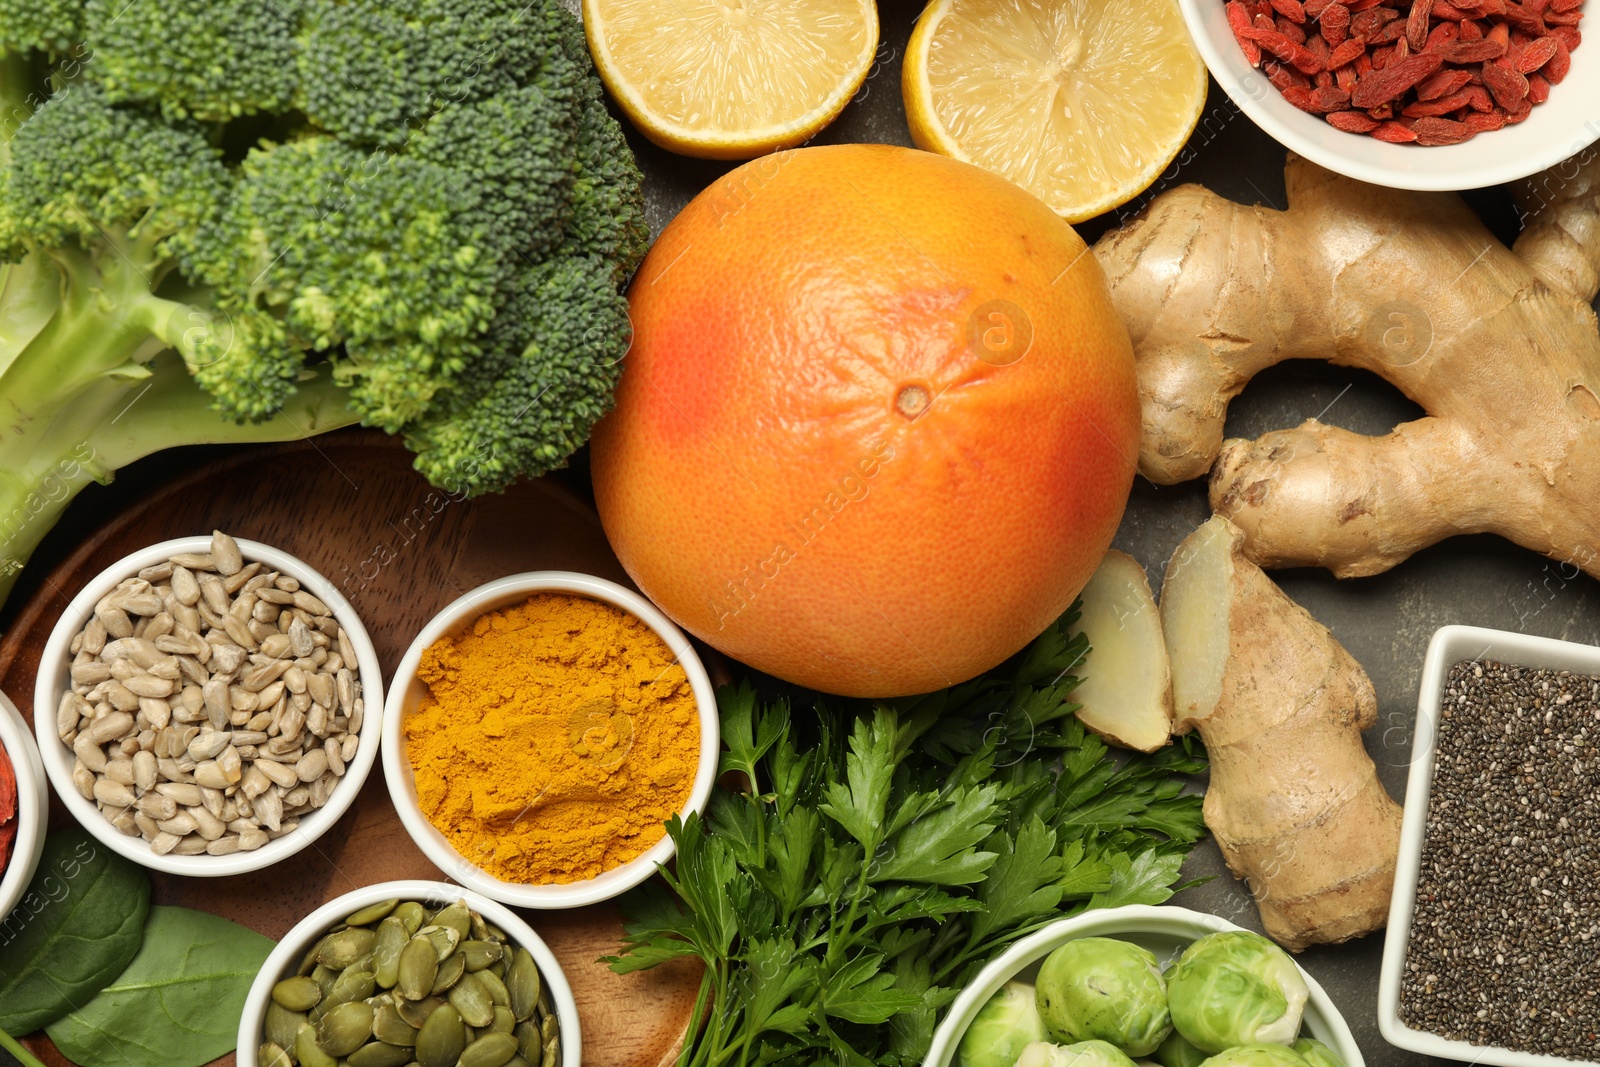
[582,0,879,160]
[903,0,1208,222]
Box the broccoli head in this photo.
[0,0,649,606]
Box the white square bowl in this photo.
[1378,624,1600,1066]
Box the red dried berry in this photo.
[1402,86,1478,112]
[1528,70,1552,99]
[1411,115,1475,143]
[1545,36,1571,79]
[1417,67,1474,96]
[1228,1,1266,63]
[1351,50,1445,104]
[1465,83,1497,107]
[1515,34,1560,69]
[1481,56,1530,105]
[1273,0,1311,22]
[1408,0,1436,49]
[1321,1,1353,41]
[1328,109,1384,130]
[1372,119,1422,140]
[1461,108,1510,130]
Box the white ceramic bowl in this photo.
[1177,0,1600,190]
[33,536,384,877]
[0,689,49,919]
[926,905,1366,1067]
[236,879,581,1067]
[382,571,719,909]
[1379,624,1600,1067]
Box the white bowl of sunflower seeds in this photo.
[34,532,383,876]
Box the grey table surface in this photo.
[7,4,1599,1067]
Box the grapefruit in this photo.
[590,144,1138,697]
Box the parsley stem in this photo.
[0,1027,49,1067]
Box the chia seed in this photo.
[1398,660,1600,1060]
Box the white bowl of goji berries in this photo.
[1180,0,1599,190]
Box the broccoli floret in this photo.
[0,0,82,58]
[191,138,499,426]
[407,254,632,494]
[0,84,228,265]
[83,0,299,120]
[0,0,649,610]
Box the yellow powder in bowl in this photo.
[404,592,700,884]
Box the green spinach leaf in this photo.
[46,905,274,1067]
[0,828,150,1034]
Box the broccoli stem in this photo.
[0,244,361,611]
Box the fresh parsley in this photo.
[607,610,1208,1067]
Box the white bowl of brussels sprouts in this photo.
[926,906,1363,1067]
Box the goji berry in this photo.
[1372,119,1421,140]
[1545,36,1571,79]
[1417,67,1474,95]
[1407,0,1435,49]
[1351,51,1445,104]
[1515,34,1559,69]
[1528,70,1552,99]
[1328,109,1384,130]
[1411,115,1474,142]
[1480,56,1530,105]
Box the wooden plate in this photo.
[0,431,699,1067]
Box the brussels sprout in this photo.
[1166,932,1308,1052]
[1197,1044,1311,1067]
[958,981,1047,1067]
[1035,937,1172,1057]
[1155,1029,1209,1067]
[1017,1040,1142,1067]
[1292,1039,1344,1067]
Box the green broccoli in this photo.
[0,0,647,608]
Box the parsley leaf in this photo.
[607,609,1208,1067]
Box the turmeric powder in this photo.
[404,592,700,884]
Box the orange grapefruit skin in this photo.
[591,144,1138,698]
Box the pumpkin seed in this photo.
[396,995,445,1029]
[373,915,409,988]
[374,1002,420,1046]
[506,1058,534,1067]
[318,967,376,1016]
[272,975,324,1012]
[415,1004,467,1067]
[318,927,377,970]
[397,937,440,1001]
[418,924,461,961]
[459,1032,520,1067]
[312,963,339,1000]
[316,1000,375,1057]
[258,1041,294,1067]
[542,1034,560,1067]
[477,968,510,1008]
[431,902,473,943]
[348,1041,415,1067]
[430,950,467,996]
[264,1002,307,1051]
[296,1022,338,1067]
[346,898,400,926]
[461,940,504,971]
[540,1012,558,1046]
[448,972,495,1027]
[490,1006,516,1035]
[507,950,541,1022]
[514,1021,541,1062]
[394,901,427,935]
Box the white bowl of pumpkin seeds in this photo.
[33,533,384,877]
[237,880,578,1067]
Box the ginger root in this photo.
[1162,516,1402,951]
[1073,549,1173,753]
[1095,152,1600,579]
